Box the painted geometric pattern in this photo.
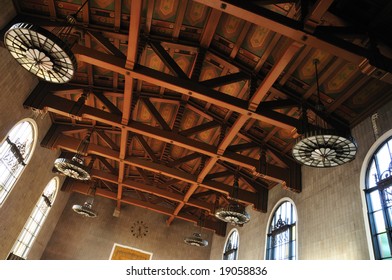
[216,14,245,43]
[173,53,195,76]
[183,1,209,28]
[242,25,270,56]
[145,48,164,71]
[195,125,219,144]
[343,79,391,112]
[220,80,245,98]
[322,62,357,95]
[153,0,179,22]
[294,49,332,83]
[90,0,114,10]
[199,61,223,82]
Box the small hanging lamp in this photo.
[72,183,98,218]
[54,130,92,180]
[214,172,250,226]
[3,0,89,83]
[184,213,208,247]
[292,59,357,168]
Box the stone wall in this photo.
[209,99,392,260]
[41,193,213,260]
[0,5,70,259]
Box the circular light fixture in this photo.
[54,156,91,180]
[215,203,250,226]
[184,233,208,247]
[292,131,357,167]
[4,22,77,83]
[72,201,97,218]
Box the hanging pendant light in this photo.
[72,184,98,218]
[54,130,92,180]
[292,59,357,168]
[184,213,208,247]
[3,1,88,83]
[215,173,250,226]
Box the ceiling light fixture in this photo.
[3,0,88,83]
[72,184,98,218]
[184,213,209,247]
[215,172,250,226]
[54,130,92,180]
[292,59,357,167]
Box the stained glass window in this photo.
[0,120,36,206]
[9,177,58,259]
[223,229,239,260]
[365,136,392,260]
[266,201,296,260]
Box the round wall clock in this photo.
[130,220,149,238]
[4,22,77,84]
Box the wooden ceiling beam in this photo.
[86,31,126,59]
[304,0,335,32]
[141,98,171,131]
[91,169,214,213]
[193,0,391,73]
[200,9,222,48]
[96,156,118,174]
[48,0,56,19]
[148,40,189,79]
[91,91,122,115]
[68,180,224,234]
[166,152,202,168]
[172,0,188,39]
[94,130,120,151]
[200,72,249,88]
[248,41,303,111]
[30,94,262,169]
[73,45,297,130]
[114,0,121,31]
[52,133,260,206]
[134,134,159,162]
[179,120,220,137]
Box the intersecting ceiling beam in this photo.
[50,133,262,207]
[65,179,226,236]
[73,44,298,130]
[193,0,392,74]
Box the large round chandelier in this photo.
[3,1,89,83]
[214,174,250,226]
[54,130,92,180]
[292,59,357,168]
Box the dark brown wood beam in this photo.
[179,120,220,137]
[72,45,296,130]
[95,130,120,150]
[87,31,126,59]
[67,180,224,235]
[148,40,189,79]
[141,98,171,131]
[166,152,202,168]
[92,91,122,115]
[193,0,392,74]
[200,72,248,88]
[134,134,159,162]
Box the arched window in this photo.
[0,119,37,206]
[266,200,297,260]
[364,135,392,260]
[9,177,58,259]
[223,229,239,260]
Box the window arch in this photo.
[223,229,239,260]
[265,199,297,260]
[0,119,37,206]
[362,133,392,260]
[9,177,59,259]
